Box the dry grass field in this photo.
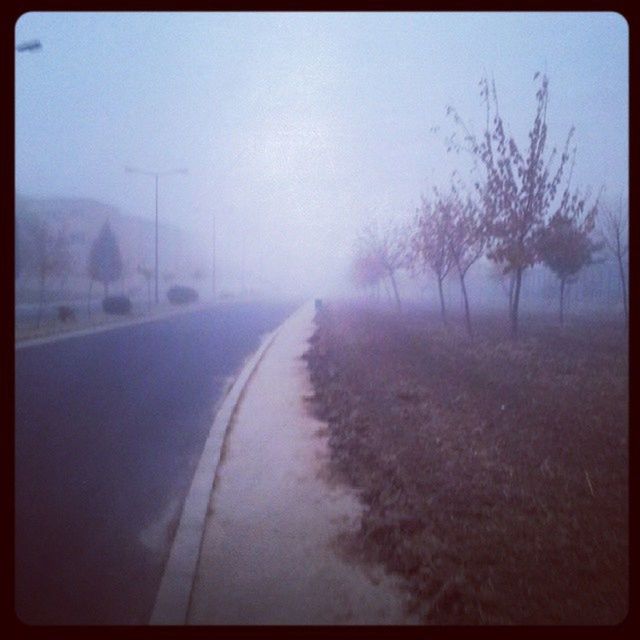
[304,301,628,624]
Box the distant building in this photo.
[15,193,185,293]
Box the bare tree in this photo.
[137,264,155,311]
[191,267,206,282]
[55,224,74,298]
[25,218,71,327]
[409,194,454,325]
[119,250,133,296]
[350,246,386,300]
[446,73,596,336]
[441,182,485,337]
[600,198,628,327]
[356,220,408,313]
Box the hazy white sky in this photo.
[15,12,628,295]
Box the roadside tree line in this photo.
[16,216,209,326]
[16,218,126,325]
[351,73,628,336]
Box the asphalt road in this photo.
[14,300,298,625]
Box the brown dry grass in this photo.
[304,301,628,624]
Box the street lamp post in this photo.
[125,166,187,304]
[212,213,216,300]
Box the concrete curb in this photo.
[148,304,305,625]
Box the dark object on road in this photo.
[103,295,132,315]
[57,306,76,323]
[167,286,199,305]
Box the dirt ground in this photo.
[303,301,628,625]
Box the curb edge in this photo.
[148,304,304,625]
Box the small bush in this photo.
[167,285,199,305]
[57,305,76,322]
[103,295,132,315]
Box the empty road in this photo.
[15,300,297,625]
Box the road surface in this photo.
[14,300,297,625]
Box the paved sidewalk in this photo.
[186,302,416,625]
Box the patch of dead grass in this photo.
[304,302,628,624]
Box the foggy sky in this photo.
[15,12,628,296]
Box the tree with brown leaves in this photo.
[441,182,485,337]
[410,194,454,325]
[447,73,598,336]
[538,211,602,325]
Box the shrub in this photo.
[167,285,199,305]
[57,305,76,322]
[103,295,132,315]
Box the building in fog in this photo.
[15,194,187,300]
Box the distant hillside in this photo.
[15,193,186,284]
[15,193,181,235]
[14,193,276,298]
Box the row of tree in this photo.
[351,73,628,336]
[17,216,213,326]
[17,219,125,325]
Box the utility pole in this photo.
[125,166,187,304]
[241,232,246,296]
[212,213,216,300]
[154,174,159,303]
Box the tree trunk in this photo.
[510,267,523,338]
[147,278,152,311]
[59,273,68,298]
[508,272,516,317]
[437,276,447,326]
[616,253,628,327]
[382,278,392,304]
[388,270,402,313]
[87,279,93,318]
[559,277,566,326]
[37,272,46,329]
[459,270,473,337]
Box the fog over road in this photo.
[15,300,297,624]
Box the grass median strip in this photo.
[304,302,628,624]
